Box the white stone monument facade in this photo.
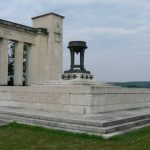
[0,12,150,115]
[0,13,64,86]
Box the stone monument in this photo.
[0,12,150,138]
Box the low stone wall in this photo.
[90,87,150,113]
[0,86,65,112]
[0,85,150,114]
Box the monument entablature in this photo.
[0,19,48,34]
[0,19,48,44]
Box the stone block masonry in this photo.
[0,84,150,114]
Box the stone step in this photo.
[103,118,150,134]
[103,123,150,139]
[0,110,104,127]
[0,111,150,137]
[0,110,150,128]
[0,114,105,134]
[101,114,150,127]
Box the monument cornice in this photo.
[32,12,65,19]
[0,19,48,35]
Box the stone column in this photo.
[14,41,24,86]
[25,44,33,86]
[0,38,9,85]
[70,50,75,70]
[80,50,85,71]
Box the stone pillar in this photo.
[0,38,8,85]
[25,44,36,86]
[14,41,24,85]
[35,33,48,83]
[32,13,64,81]
[25,44,30,85]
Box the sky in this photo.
[0,0,150,82]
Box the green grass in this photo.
[0,122,150,150]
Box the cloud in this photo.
[64,25,148,46]
[70,26,147,36]
[1,0,150,81]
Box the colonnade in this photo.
[0,38,31,86]
[0,12,64,86]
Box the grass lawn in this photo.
[0,122,150,150]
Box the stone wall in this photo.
[0,85,150,114]
[90,87,150,113]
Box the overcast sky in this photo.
[0,0,150,82]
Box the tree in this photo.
[23,44,28,86]
[8,41,15,86]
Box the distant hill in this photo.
[108,81,150,88]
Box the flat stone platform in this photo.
[0,106,150,138]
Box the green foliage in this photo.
[23,44,28,86]
[8,41,15,85]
